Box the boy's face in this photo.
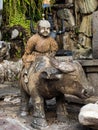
[39,26,50,37]
[38,20,51,37]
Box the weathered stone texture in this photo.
[92,11,98,59]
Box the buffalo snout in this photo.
[82,86,94,98]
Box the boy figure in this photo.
[22,19,58,82]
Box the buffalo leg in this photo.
[56,95,69,122]
[20,86,30,116]
[31,88,48,129]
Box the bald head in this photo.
[38,20,51,28]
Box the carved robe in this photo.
[75,0,98,47]
[22,33,58,68]
[72,0,98,59]
[76,0,97,36]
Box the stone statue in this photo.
[74,0,98,59]
[52,0,98,58]
[19,10,94,130]
[19,55,94,129]
[57,7,76,51]
[22,19,58,82]
[52,0,76,51]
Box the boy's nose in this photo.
[44,28,47,31]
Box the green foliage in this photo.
[50,0,56,5]
[3,0,43,31]
[3,0,56,31]
[9,10,30,30]
[15,48,22,58]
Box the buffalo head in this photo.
[38,56,94,99]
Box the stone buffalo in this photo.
[19,56,94,129]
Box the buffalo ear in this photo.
[57,62,76,73]
[50,58,75,73]
[49,57,60,68]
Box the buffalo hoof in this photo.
[31,117,48,130]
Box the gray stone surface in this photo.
[79,103,98,129]
[92,11,98,59]
[0,59,22,83]
[0,118,31,130]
